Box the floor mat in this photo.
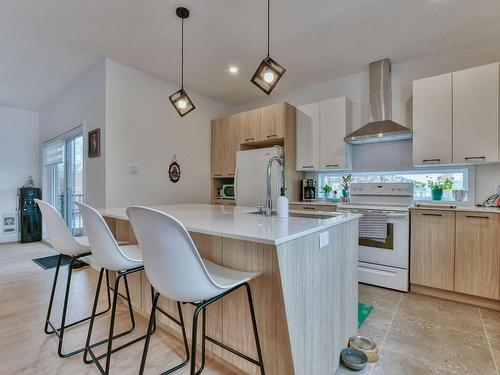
[32,255,88,270]
[358,302,373,329]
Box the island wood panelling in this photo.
[103,215,358,374]
[211,102,301,206]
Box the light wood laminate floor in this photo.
[1,242,499,375]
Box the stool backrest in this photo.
[126,206,222,302]
[77,202,137,271]
[35,199,84,256]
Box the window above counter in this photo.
[318,167,470,202]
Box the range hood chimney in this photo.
[344,58,412,144]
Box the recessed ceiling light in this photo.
[229,66,238,74]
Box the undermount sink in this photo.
[247,211,342,220]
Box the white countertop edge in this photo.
[98,205,361,246]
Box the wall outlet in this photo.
[319,231,329,249]
[129,164,139,175]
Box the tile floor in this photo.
[337,284,500,375]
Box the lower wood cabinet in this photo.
[410,209,500,302]
[455,212,500,299]
[410,210,455,291]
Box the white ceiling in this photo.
[2,0,500,111]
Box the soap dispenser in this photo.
[277,188,289,218]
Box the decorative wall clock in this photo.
[168,154,181,183]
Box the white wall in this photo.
[39,62,106,208]
[233,39,500,204]
[0,105,39,242]
[104,59,232,207]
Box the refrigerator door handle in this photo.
[234,164,239,206]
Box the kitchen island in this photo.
[99,204,360,375]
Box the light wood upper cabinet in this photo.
[211,118,226,177]
[410,210,455,291]
[455,212,499,299]
[261,103,286,140]
[413,73,453,166]
[453,63,499,164]
[237,108,261,143]
[319,97,352,170]
[296,102,320,170]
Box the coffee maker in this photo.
[300,179,317,201]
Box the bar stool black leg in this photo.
[245,283,266,375]
[44,254,113,358]
[139,293,190,375]
[44,254,62,335]
[190,305,203,375]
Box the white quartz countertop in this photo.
[99,203,360,245]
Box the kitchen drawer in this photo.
[289,204,337,212]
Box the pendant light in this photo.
[251,0,286,95]
[169,7,195,117]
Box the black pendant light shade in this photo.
[251,56,286,95]
[169,88,195,117]
[170,7,195,117]
[251,0,285,95]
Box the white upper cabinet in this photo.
[413,62,500,166]
[413,73,453,166]
[453,63,499,164]
[319,97,352,170]
[296,102,320,171]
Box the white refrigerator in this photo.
[235,146,283,207]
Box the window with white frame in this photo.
[318,168,469,202]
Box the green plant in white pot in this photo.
[322,184,333,199]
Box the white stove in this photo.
[337,183,414,292]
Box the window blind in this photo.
[43,141,64,166]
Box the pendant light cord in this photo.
[181,17,184,89]
[267,0,270,57]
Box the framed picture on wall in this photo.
[88,128,100,158]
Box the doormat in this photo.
[32,255,88,270]
[358,302,373,329]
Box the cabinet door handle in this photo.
[464,156,486,161]
[422,212,442,217]
[244,138,254,142]
[466,215,489,220]
[228,173,235,176]
[267,134,277,138]
[423,158,441,163]
[213,174,222,177]
[302,206,316,210]
[302,165,314,169]
[326,164,339,168]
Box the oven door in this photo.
[345,210,409,269]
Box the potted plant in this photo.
[340,174,352,198]
[322,184,333,199]
[427,177,453,201]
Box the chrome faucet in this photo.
[265,156,285,216]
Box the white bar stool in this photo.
[127,206,266,375]
[36,199,112,358]
[77,202,187,375]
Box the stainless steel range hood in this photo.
[344,58,412,144]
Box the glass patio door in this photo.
[43,128,84,236]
